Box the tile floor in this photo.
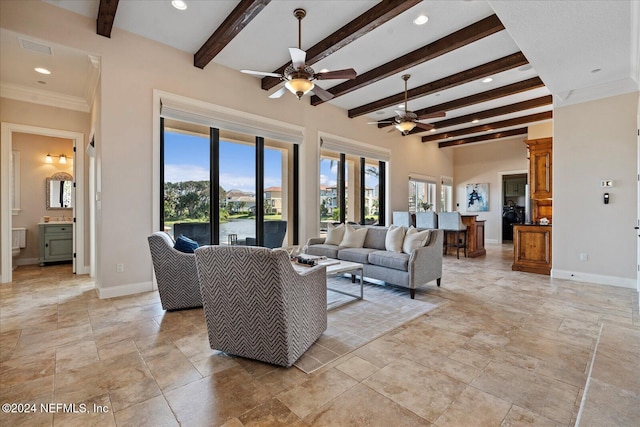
[1,244,638,426]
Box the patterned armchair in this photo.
[147,232,203,310]
[194,246,327,367]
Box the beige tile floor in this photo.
[1,244,638,426]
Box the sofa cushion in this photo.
[340,224,368,248]
[385,225,405,253]
[305,244,338,259]
[368,251,410,271]
[325,223,345,246]
[403,227,430,254]
[338,247,376,264]
[174,235,199,253]
[362,226,388,250]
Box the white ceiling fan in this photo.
[241,8,357,101]
[371,74,446,135]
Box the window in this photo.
[319,149,385,230]
[441,176,453,212]
[409,176,437,212]
[161,118,298,246]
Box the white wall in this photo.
[553,92,639,287]
[452,136,529,242]
[0,1,454,296]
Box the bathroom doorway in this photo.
[1,123,86,283]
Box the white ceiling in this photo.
[2,0,638,144]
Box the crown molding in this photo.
[0,83,90,112]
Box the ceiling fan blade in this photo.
[417,111,446,120]
[289,47,306,69]
[311,84,333,101]
[367,121,394,124]
[241,69,282,78]
[268,86,287,99]
[415,122,435,131]
[315,68,357,80]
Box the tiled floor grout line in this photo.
[573,322,604,427]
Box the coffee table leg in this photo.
[359,268,363,299]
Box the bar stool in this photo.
[438,212,467,259]
[415,211,438,229]
[392,211,413,227]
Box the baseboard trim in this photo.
[485,238,499,244]
[96,281,154,299]
[552,269,637,289]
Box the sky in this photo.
[165,131,379,193]
[164,131,282,192]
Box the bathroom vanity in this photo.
[38,223,73,265]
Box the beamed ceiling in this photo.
[4,1,639,148]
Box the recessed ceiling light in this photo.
[471,119,479,124]
[35,67,51,75]
[375,111,385,115]
[482,77,493,83]
[591,68,601,73]
[413,15,428,25]
[430,129,436,132]
[518,64,533,72]
[319,68,329,73]
[397,104,405,109]
[171,0,187,11]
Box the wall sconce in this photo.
[45,154,71,164]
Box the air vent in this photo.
[18,37,52,55]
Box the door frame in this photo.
[1,122,85,283]
[498,169,528,243]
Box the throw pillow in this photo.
[385,225,406,253]
[174,234,199,253]
[402,227,430,254]
[325,223,345,246]
[340,224,368,248]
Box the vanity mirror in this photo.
[46,172,73,209]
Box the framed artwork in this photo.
[466,183,489,212]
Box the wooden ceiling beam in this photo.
[261,0,422,91]
[421,111,553,143]
[438,128,528,148]
[407,95,552,135]
[194,0,271,69]
[97,0,119,38]
[350,51,527,118]
[377,76,545,127]
[311,14,505,106]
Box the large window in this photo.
[408,178,437,212]
[441,176,453,212]
[319,149,385,230]
[161,118,297,246]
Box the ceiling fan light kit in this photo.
[371,74,446,136]
[241,8,356,101]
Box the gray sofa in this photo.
[305,226,443,299]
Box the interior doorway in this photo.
[1,123,86,283]
[499,171,528,243]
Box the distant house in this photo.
[225,189,255,213]
[320,185,377,216]
[264,186,282,214]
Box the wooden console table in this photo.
[512,224,552,275]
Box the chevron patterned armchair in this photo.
[148,231,203,310]
[194,246,327,367]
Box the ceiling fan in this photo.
[241,8,357,101]
[371,74,445,135]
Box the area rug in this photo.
[293,277,444,373]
